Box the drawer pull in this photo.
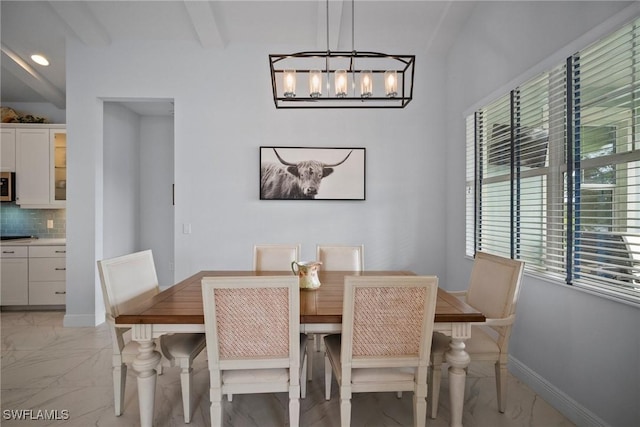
[55,267,66,271]
[55,291,66,295]
[55,250,66,253]
[2,251,15,254]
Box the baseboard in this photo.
[509,356,609,427]
[63,313,96,327]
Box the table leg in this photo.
[132,324,162,427]
[444,324,471,427]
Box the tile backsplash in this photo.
[0,202,66,238]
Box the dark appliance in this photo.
[0,172,15,202]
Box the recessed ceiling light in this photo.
[31,54,49,66]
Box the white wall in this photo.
[65,37,448,326]
[444,2,640,426]
[139,115,174,287]
[103,102,140,259]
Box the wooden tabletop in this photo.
[114,270,485,325]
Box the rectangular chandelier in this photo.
[269,51,415,109]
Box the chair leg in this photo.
[324,352,332,400]
[307,335,313,382]
[428,363,442,419]
[178,359,193,423]
[414,384,427,427]
[495,360,508,413]
[289,395,300,427]
[210,399,222,427]
[301,348,308,399]
[113,363,126,416]
[340,396,351,427]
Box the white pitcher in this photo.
[291,261,322,290]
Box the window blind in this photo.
[570,19,640,300]
[467,16,640,303]
[476,94,513,257]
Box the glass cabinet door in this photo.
[51,129,66,202]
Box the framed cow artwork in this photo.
[260,146,366,200]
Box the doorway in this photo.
[102,99,175,287]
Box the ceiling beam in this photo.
[183,1,226,49]
[1,44,66,109]
[48,1,111,47]
[317,0,343,51]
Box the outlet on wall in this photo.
[47,219,54,229]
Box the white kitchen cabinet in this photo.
[14,124,66,208]
[0,246,29,305]
[1,128,16,172]
[28,245,66,305]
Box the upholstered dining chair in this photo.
[97,250,206,423]
[316,244,364,271]
[428,251,525,418]
[324,275,439,427]
[310,244,365,373]
[201,275,306,427]
[253,244,301,271]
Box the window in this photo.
[466,17,640,303]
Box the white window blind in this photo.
[467,16,640,303]
[570,19,640,300]
[476,94,512,257]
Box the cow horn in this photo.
[324,150,353,167]
[273,148,353,167]
[273,148,297,166]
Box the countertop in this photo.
[0,238,66,246]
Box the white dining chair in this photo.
[324,275,439,427]
[201,275,307,427]
[253,244,301,271]
[97,250,206,423]
[316,244,364,271]
[428,251,525,418]
[310,244,365,375]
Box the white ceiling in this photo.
[0,1,475,115]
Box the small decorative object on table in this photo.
[291,261,322,290]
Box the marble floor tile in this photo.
[0,311,575,426]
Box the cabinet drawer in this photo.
[1,246,28,258]
[29,258,66,281]
[29,282,66,305]
[29,246,66,258]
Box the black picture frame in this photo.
[260,146,366,200]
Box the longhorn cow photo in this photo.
[259,147,366,200]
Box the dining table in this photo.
[114,270,485,427]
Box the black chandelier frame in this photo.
[269,50,415,109]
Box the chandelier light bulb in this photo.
[309,70,322,98]
[385,70,397,98]
[360,70,373,98]
[283,70,296,98]
[335,70,348,97]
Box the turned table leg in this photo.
[132,324,162,427]
[444,323,472,427]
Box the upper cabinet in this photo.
[52,129,66,204]
[10,124,66,209]
[1,128,16,172]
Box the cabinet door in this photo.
[0,258,28,305]
[51,129,66,205]
[1,128,16,172]
[16,129,50,205]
